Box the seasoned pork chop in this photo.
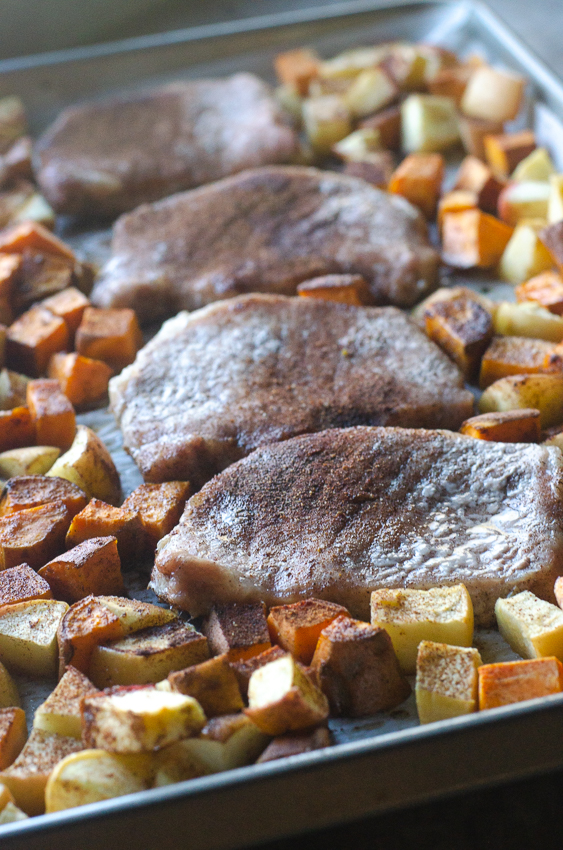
[92,166,439,322]
[151,427,563,626]
[110,294,474,487]
[34,74,299,218]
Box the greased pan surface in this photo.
[3,1,563,846]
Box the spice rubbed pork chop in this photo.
[34,74,299,218]
[109,294,474,487]
[151,427,563,627]
[91,165,439,322]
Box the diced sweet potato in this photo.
[478,657,563,710]
[484,130,536,179]
[257,726,331,762]
[0,501,71,571]
[0,221,74,261]
[75,307,143,373]
[428,64,472,105]
[274,48,320,96]
[437,190,478,230]
[26,379,75,451]
[0,563,52,607]
[267,598,349,665]
[0,475,87,518]
[479,336,557,389]
[6,306,69,377]
[516,271,563,315]
[296,274,370,306]
[65,500,142,564]
[453,155,505,214]
[12,252,76,314]
[47,352,113,409]
[0,253,21,320]
[38,536,124,603]
[0,407,34,452]
[57,595,125,677]
[230,646,286,698]
[458,115,505,160]
[42,287,90,337]
[423,292,493,380]
[359,105,402,150]
[539,220,563,271]
[122,481,191,551]
[204,602,271,662]
[342,154,395,190]
[460,408,541,442]
[388,152,444,218]
[167,654,244,717]
[441,209,513,269]
[0,708,26,770]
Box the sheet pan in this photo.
[2,1,563,846]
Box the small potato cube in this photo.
[257,727,331,763]
[82,686,206,753]
[245,654,328,736]
[26,378,76,451]
[401,94,459,153]
[204,602,271,662]
[297,274,370,307]
[495,591,563,660]
[122,481,191,550]
[539,220,563,271]
[0,599,68,677]
[478,657,563,710]
[0,662,19,709]
[0,406,34,452]
[343,67,398,118]
[441,209,513,269]
[200,713,270,769]
[46,424,121,505]
[548,174,563,224]
[370,585,474,674]
[0,475,86,518]
[230,646,286,698]
[498,181,551,227]
[458,115,505,160]
[461,65,525,122]
[0,728,83,815]
[75,307,143,373]
[388,152,444,219]
[423,292,493,380]
[415,641,482,724]
[41,286,90,337]
[499,222,553,285]
[48,352,113,409]
[34,666,98,739]
[0,501,72,571]
[6,306,69,377]
[484,130,536,179]
[0,445,60,477]
[359,105,402,150]
[460,408,541,443]
[274,48,320,96]
[57,595,125,676]
[453,155,505,214]
[479,373,563,428]
[516,270,563,315]
[65,499,142,563]
[437,190,478,230]
[494,300,563,343]
[513,148,555,182]
[0,708,26,769]
[89,620,209,688]
[0,221,74,261]
[167,654,243,717]
[302,95,351,155]
[311,615,410,716]
[267,598,349,665]
[38,535,124,602]
[0,563,52,607]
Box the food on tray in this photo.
[121,481,190,551]
[0,563,52,606]
[38,536,125,602]
[90,165,439,321]
[421,289,493,379]
[151,427,563,626]
[0,598,68,677]
[6,305,69,376]
[75,307,143,373]
[459,408,541,442]
[539,220,563,270]
[479,373,563,427]
[460,65,525,122]
[164,655,244,718]
[497,180,551,227]
[0,662,18,708]
[388,152,444,218]
[46,424,121,505]
[493,300,563,342]
[548,175,563,222]
[26,378,75,450]
[296,273,370,305]
[516,270,563,314]
[65,499,142,563]
[499,221,553,285]
[257,727,331,762]
[204,602,271,662]
[513,147,555,182]
[34,666,98,738]
[441,209,513,269]
[415,641,482,724]
[110,294,472,486]
[400,94,459,152]
[478,657,563,710]
[0,475,87,517]
[47,352,113,409]
[0,445,60,476]
[452,155,505,214]
[0,501,74,571]
[267,598,349,665]
[483,129,536,178]
[495,591,563,660]
[34,75,299,218]
[0,708,26,769]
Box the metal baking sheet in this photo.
[3,1,563,846]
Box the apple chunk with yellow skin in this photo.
[495,591,563,661]
[416,640,482,724]
[0,599,68,678]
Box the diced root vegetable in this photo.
[401,93,460,153]
[460,408,541,442]
[388,152,444,219]
[499,222,554,285]
[513,148,555,182]
[478,657,563,710]
[498,181,550,227]
[453,155,505,214]
[461,65,525,122]
[479,335,557,389]
[274,48,320,96]
[516,270,563,315]
[479,373,563,428]
[441,209,513,269]
[493,300,563,343]
[343,67,398,118]
[484,130,536,178]
[301,95,351,155]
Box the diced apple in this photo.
[484,130,536,178]
[343,67,398,118]
[401,93,460,153]
[499,221,554,284]
[461,65,525,122]
[428,64,472,105]
[513,148,555,182]
[479,373,563,428]
[416,641,482,724]
[359,105,402,150]
[458,115,504,160]
[318,46,390,80]
[493,300,563,342]
[495,591,563,661]
[498,181,551,227]
[302,95,351,155]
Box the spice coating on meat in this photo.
[34,75,299,218]
[151,427,563,627]
[109,294,474,487]
[92,166,439,322]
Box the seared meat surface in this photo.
[110,294,473,487]
[34,75,299,218]
[151,426,563,626]
[92,166,439,322]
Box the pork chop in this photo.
[91,166,440,322]
[109,294,474,487]
[34,74,299,218]
[151,426,563,626]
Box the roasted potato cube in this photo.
[89,620,209,689]
[245,654,328,736]
[0,662,19,709]
[495,591,563,661]
[297,274,371,306]
[38,535,124,602]
[343,67,398,118]
[0,598,68,677]
[122,481,190,550]
[499,221,553,285]
[75,307,143,373]
[513,147,555,182]
[437,190,478,230]
[166,654,243,717]
[441,209,513,269]
[0,708,26,770]
[6,306,69,377]
[359,105,402,150]
[401,94,459,153]
[494,300,563,343]
[230,646,286,699]
[34,666,97,739]
[12,252,75,315]
[460,408,541,443]
[478,657,563,710]
[57,595,125,677]
[0,445,60,477]
[26,378,76,451]
[498,181,551,227]
[0,563,52,607]
[453,155,505,215]
[0,221,74,260]
[461,65,525,122]
[0,406,34,452]
[484,130,536,178]
[516,271,563,315]
[301,95,351,155]
[479,336,557,389]
[267,598,349,665]
[342,155,395,190]
[200,713,270,769]
[479,373,563,428]
[257,726,331,763]
[423,292,492,380]
[458,114,505,161]
[311,615,410,716]
[370,585,474,674]
[539,220,563,271]
[0,728,83,815]
[82,686,206,753]
[47,352,113,409]
[65,499,142,563]
[0,474,86,518]
[274,48,320,96]
[0,501,72,571]
[46,424,121,505]
[388,152,444,218]
[415,641,482,724]
[204,602,271,662]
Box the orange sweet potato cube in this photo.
[388,153,444,219]
[0,221,75,261]
[47,352,113,409]
[0,501,71,570]
[516,271,563,316]
[0,707,26,770]
[0,253,21,324]
[26,379,75,451]
[75,307,143,373]
[453,155,506,214]
[65,499,142,564]
[167,654,244,717]
[484,129,536,178]
[423,291,493,380]
[6,306,69,377]
[479,335,557,388]
[478,657,563,710]
[0,563,52,606]
[122,481,190,550]
[0,475,87,518]
[441,209,513,269]
[539,221,563,271]
[57,595,125,677]
[267,598,350,665]
[39,535,124,603]
[13,253,76,315]
[296,274,370,306]
[274,48,320,96]
[460,408,541,442]
[42,287,90,336]
[204,602,271,662]
[0,407,34,452]
[437,190,478,229]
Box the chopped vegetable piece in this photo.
[484,129,536,178]
[513,147,555,182]
[0,708,26,770]
[0,406,34,452]
[495,591,563,660]
[6,306,69,377]
[441,209,513,269]
[26,378,75,451]
[0,563,52,607]
[0,446,60,477]
[388,152,444,218]
[359,105,402,150]
[33,666,98,739]
[498,181,551,227]
[0,501,71,571]
[423,291,492,380]
[401,94,459,153]
[38,536,124,603]
[122,481,191,550]
[479,373,563,428]
[416,641,482,724]
[204,602,271,662]
[75,307,143,373]
[57,595,125,677]
[516,270,563,315]
[47,352,113,409]
[461,65,525,122]
[479,336,557,389]
[65,499,142,563]
[0,221,74,260]
[46,424,121,505]
[453,155,505,214]
[0,474,86,518]
[460,408,541,442]
[267,598,349,665]
[166,654,244,718]
[493,301,563,342]
[499,221,553,285]
[274,48,320,95]
[478,657,563,710]
[0,599,68,677]
[42,287,90,336]
[458,114,504,160]
[296,274,370,306]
